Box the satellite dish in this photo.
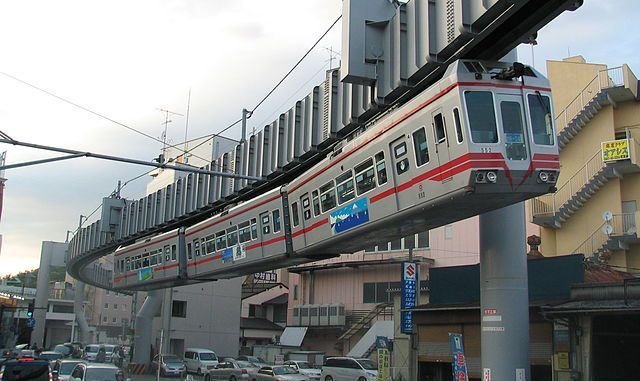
[602,211,613,222]
[602,223,614,235]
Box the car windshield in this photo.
[199,353,217,361]
[1,361,50,381]
[59,363,81,375]
[85,368,118,381]
[102,346,115,354]
[85,346,99,353]
[273,367,297,375]
[295,362,311,369]
[162,356,181,364]
[237,361,254,369]
[53,346,71,356]
[357,359,376,370]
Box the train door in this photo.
[389,136,414,210]
[495,94,531,173]
[431,109,451,176]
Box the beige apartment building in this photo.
[530,56,640,272]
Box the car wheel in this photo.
[357,377,367,381]
[230,376,236,381]
[324,376,333,381]
[204,375,210,381]
[197,368,203,376]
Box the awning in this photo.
[279,327,308,347]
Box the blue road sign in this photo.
[26,317,35,328]
[401,262,419,334]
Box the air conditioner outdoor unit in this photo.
[328,304,346,326]
[308,305,320,326]
[291,306,301,326]
[318,305,329,326]
[299,305,310,326]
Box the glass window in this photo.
[291,202,300,227]
[215,230,227,250]
[150,255,157,266]
[412,127,430,166]
[363,283,376,303]
[261,214,271,235]
[336,171,355,204]
[375,152,388,185]
[528,93,554,145]
[418,230,430,248]
[312,190,321,216]
[171,245,177,261]
[125,258,130,271]
[204,235,214,254]
[187,243,193,260]
[227,227,238,247]
[194,239,200,256]
[501,101,527,160]
[433,113,446,144]
[239,221,251,243]
[453,108,464,143]
[390,239,402,250]
[394,142,407,158]
[272,210,281,233]
[355,158,376,195]
[251,218,258,240]
[319,181,337,213]
[201,238,207,255]
[465,91,498,143]
[164,246,170,262]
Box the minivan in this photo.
[183,348,218,375]
[320,357,377,381]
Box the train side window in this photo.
[465,91,498,143]
[216,230,227,250]
[453,108,464,143]
[205,234,216,254]
[251,218,258,240]
[527,93,554,145]
[239,221,251,243]
[319,181,337,213]
[200,238,207,255]
[261,213,271,235]
[142,253,149,268]
[150,254,157,266]
[301,195,311,220]
[336,171,355,204]
[171,245,177,261]
[375,152,388,185]
[273,210,282,233]
[194,240,200,257]
[291,202,300,227]
[355,158,376,195]
[312,191,321,216]
[187,243,193,260]
[157,252,163,264]
[433,113,446,144]
[125,258,130,271]
[413,127,430,167]
[227,227,238,247]
[164,245,171,262]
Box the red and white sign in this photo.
[483,368,491,381]
[404,263,416,280]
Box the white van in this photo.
[320,357,377,381]
[183,348,219,375]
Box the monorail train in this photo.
[113,59,560,291]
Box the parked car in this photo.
[283,361,320,381]
[184,348,218,375]
[51,360,85,381]
[251,366,308,381]
[19,350,36,359]
[0,358,53,381]
[52,345,73,358]
[320,357,377,381]
[82,345,100,362]
[150,354,185,377]
[236,356,268,369]
[205,358,259,381]
[67,363,126,381]
[101,346,115,363]
[38,352,64,363]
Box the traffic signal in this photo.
[27,302,34,318]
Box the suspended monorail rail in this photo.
[112,60,559,291]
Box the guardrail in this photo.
[556,66,625,132]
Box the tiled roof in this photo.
[584,263,635,283]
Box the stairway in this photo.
[572,213,638,261]
[334,303,391,350]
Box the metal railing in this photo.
[531,149,604,217]
[571,213,636,256]
[556,66,625,132]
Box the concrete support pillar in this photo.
[133,290,162,365]
[480,202,530,381]
[73,281,90,344]
[32,249,51,348]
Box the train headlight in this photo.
[475,172,486,184]
[538,171,550,183]
[486,171,497,183]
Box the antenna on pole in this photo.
[183,89,192,165]
[157,108,184,164]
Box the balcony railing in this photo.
[556,66,625,132]
[572,213,636,256]
[531,149,603,216]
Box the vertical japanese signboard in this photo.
[450,333,469,381]
[401,262,419,334]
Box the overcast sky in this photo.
[0,0,638,276]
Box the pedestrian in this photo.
[96,346,106,363]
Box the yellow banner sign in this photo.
[602,139,630,162]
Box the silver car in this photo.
[251,366,308,381]
[205,359,259,381]
[283,361,320,381]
